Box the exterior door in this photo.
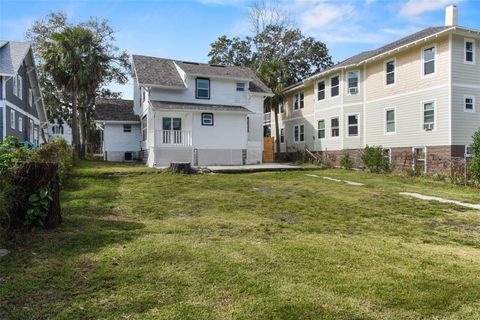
[263,137,274,162]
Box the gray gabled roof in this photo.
[151,100,252,113]
[94,98,140,122]
[0,40,31,75]
[132,55,271,94]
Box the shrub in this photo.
[340,153,353,170]
[470,129,480,181]
[29,137,73,180]
[0,136,31,175]
[0,178,16,242]
[361,145,390,173]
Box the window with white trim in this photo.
[29,119,34,141]
[18,117,23,132]
[383,148,391,163]
[347,114,358,136]
[423,46,435,76]
[201,113,214,126]
[12,75,17,96]
[293,124,304,142]
[465,39,475,64]
[330,76,339,97]
[280,128,284,143]
[142,116,147,141]
[293,92,304,110]
[465,95,475,112]
[465,145,473,157]
[52,124,64,134]
[317,120,325,139]
[17,75,22,99]
[413,147,427,174]
[196,78,210,99]
[385,108,395,133]
[123,124,132,132]
[317,80,325,100]
[423,101,435,131]
[331,117,339,137]
[10,110,15,129]
[347,71,359,95]
[279,98,285,113]
[33,126,38,144]
[29,89,33,107]
[385,60,395,85]
[236,82,245,91]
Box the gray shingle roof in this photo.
[151,100,252,113]
[94,98,139,122]
[132,55,271,94]
[0,40,31,75]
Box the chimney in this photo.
[445,5,458,26]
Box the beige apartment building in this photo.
[267,5,480,174]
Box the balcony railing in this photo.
[155,130,192,147]
[264,112,271,124]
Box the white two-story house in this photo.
[95,55,272,166]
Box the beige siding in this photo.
[272,114,315,152]
[314,107,343,151]
[343,104,364,149]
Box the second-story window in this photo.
[280,128,284,143]
[423,46,435,76]
[10,110,15,129]
[317,80,325,100]
[465,39,475,64]
[331,76,339,97]
[386,60,395,85]
[17,75,23,99]
[142,116,147,141]
[196,78,210,99]
[299,92,304,108]
[12,75,17,97]
[294,92,304,110]
[347,71,359,95]
[29,89,33,107]
[279,98,285,113]
[236,83,245,91]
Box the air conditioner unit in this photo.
[424,123,434,131]
[349,87,358,95]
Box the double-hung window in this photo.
[12,75,17,96]
[294,92,304,110]
[465,95,475,112]
[347,114,358,136]
[279,99,285,113]
[317,80,325,100]
[280,128,285,143]
[413,147,427,174]
[465,39,475,64]
[123,124,132,132]
[202,113,214,126]
[196,78,210,99]
[347,71,359,95]
[17,75,22,99]
[385,108,395,133]
[18,117,23,132]
[331,117,339,137]
[331,76,339,97]
[317,120,325,139]
[385,60,395,85]
[423,101,435,131]
[29,89,33,107]
[10,110,15,129]
[236,82,245,91]
[294,124,304,142]
[299,92,304,108]
[423,46,435,76]
[142,116,147,141]
[29,120,34,141]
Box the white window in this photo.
[347,114,359,137]
[33,126,38,144]
[465,39,475,64]
[52,124,64,134]
[385,60,395,85]
[347,71,359,95]
[330,75,339,97]
[201,113,214,126]
[422,46,435,76]
[29,89,33,107]
[317,120,325,139]
[331,117,339,137]
[10,110,15,129]
[18,117,23,132]
[279,99,285,113]
[299,92,304,108]
[293,124,304,142]
[29,119,34,141]
[142,116,147,141]
[423,101,435,131]
[123,124,132,132]
[293,92,304,110]
[196,78,210,99]
[413,147,427,174]
[385,108,395,134]
[465,145,473,157]
[236,82,245,91]
[465,95,475,112]
[17,75,22,99]
[383,148,392,163]
[317,80,325,100]
[12,75,17,96]
[280,128,284,143]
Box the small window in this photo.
[385,108,395,133]
[347,71,359,95]
[29,120,34,141]
[293,124,304,142]
[465,95,475,112]
[33,126,38,144]
[236,83,245,91]
[423,46,435,76]
[413,147,427,174]
[10,110,15,129]
[331,117,339,137]
[202,113,214,126]
[17,75,23,99]
[142,116,147,141]
[18,117,23,132]
[196,78,210,99]
[123,124,132,132]
[12,76,17,96]
[465,39,475,64]
[124,152,133,161]
[331,76,339,97]
[317,120,325,139]
[279,99,285,113]
[293,93,299,110]
[299,92,304,108]
[280,128,284,143]
[423,102,435,131]
[383,148,391,163]
[317,81,325,100]
[29,89,33,107]
[347,114,358,136]
[466,145,473,157]
[385,60,395,85]
[247,116,249,132]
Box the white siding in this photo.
[452,86,480,145]
[104,123,141,152]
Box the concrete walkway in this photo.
[200,163,305,173]
[305,174,365,186]
[400,192,480,210]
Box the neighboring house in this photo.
[121,55,272,166]
[0,40,47,145]
[48,119,72,145]
[270,5,480,174]
[94,98,141,162]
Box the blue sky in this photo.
[1,0,480,99]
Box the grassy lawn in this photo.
[2,161,480,319]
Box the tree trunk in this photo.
[170,162,193,174]
[71,88,80,161]
[78,106,86,159]
[273,99,281,161]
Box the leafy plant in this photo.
[340,153,353,170]
[0,136,30,175]
[470,129,480,182]
[26,187,53,227]
[29,137,73,181]
[361,146,390,173]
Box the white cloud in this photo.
[300,2,355,30]
[399,0,463,17]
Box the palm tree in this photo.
[258,60,287,160]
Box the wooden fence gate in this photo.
[263,137,274,162]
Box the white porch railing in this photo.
[154,130,192,147]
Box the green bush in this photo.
[470,129,480,182]
[340,153,353,170]
[361,145,390,173]
[0,177,16,241]
[0,136,31,175]
[29,137,73,180]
